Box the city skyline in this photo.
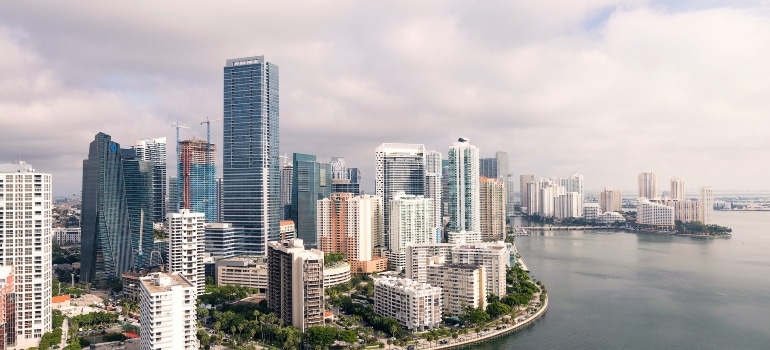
[3,2,770,196]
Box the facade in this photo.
[204,223,238,259]
[279,220,296,241]
[133,137,167,223]
[447,230,482,244]
[519,175,534,214]
[388,193,435,271]
[479,177,506,240]
[424,151,443,243]
[81,133,133,285]
[479,158,497,178]
[139,272,197,350]
[317,194,386,273]
[267,239,324,332]
[179,139,217,222]
[375,143,426,249]
[637,198,675,229]
[503,175,517,216]
[323,262,352,289]
[599,188,622,212]
[670,177,685,200]
[447,138,480,232]
[222,55,281,255]
[638,171,657,199]
[167,210,205,295]
[568,172,584,195]
[662,199,699,223]
[280,160,293,220]
[496,152,509,178]
[555,192,583,219]
[451,242,510,298]
[373,276,442,331]
[583,203,601,222]
[53,228,81,246]
[405,243,456,283]
[427,263,486,317]
[597,212,626,225]
[214,256,268,294]
[121,149,155,269]
[291,153,331,249]
[700,186,713,225]
[169,176,179,214]
[0,265,14,349]
[0,162,52,348]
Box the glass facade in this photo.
[81,132,133,286]
[133,138,167,223]
[121,149,156,269]
[290,154,331,248]
[179,139,217,222]
[222,56,281,255]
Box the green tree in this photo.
[459,306,489,325]
[306,326,339,349]
[338,329,358,344]
[486,302,512,319]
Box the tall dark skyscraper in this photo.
[222,56,280,255]
[290,153,331,248]
[81,132,133,286]
[479,158,498,178]
[120,148,155,269]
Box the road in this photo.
[59,318,69,349]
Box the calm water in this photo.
[470,211,770,350]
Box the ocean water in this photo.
[469,211,770,350]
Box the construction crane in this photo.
[171,121,189,212]
[200,117,221,220]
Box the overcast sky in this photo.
[1,1,769,196]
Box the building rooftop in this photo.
[433,263,481,271]
[140,272,194,294]
[0,161,36,173]
[375,276,438,291]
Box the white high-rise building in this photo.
[520,175,535,214]
[0,162,52,348]
[375,143,426,250]
[568,172,584,195]
[670,177,685,200]
[479,177,506,240]
[405,243,457,283]
[448,138,480,232]
[700,186,713,225]
[637,198,675,229]
[427,263,486,317]
[599,188,622,212]
[451,242,511,298]
[555,192,583,219]
[503,175,517,216]
[374,276,442,331]
[134,137,168,223]
[424,151,443,243]
[388,193,435,271]
[139,272,198,350]
[167,209,205,295]
[638,171,657,199]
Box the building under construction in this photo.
[179,138,217,222]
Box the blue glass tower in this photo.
[222,56,280,255]
[179,139,217,222]
[120,148,155,269]
[290,154,331,248]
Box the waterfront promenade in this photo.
[520,225,611,231]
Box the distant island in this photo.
[674,220,732,237]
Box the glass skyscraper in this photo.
[179,139,217,222]
[375,143,426,249]
[290,153,331,248]
[222,56,280,255]
[120,148,155,269]
[133,137,167,223]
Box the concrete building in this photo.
[427,263,486,317]
[670,177,685,200]
[317,194,387,273]
[446,230,482,244]
[204,223,238,260]
[424,151,443,243]
[637,198,675,229]
[323,262,351,289]
[447,138,480,232]
[53,227,81,246]
[662,199,699,223]
[519,174,534,214]
[214,256,268,295]
[267,239,324,332]
[583,203,601,222]
[479,177,506,240]
[568,172,584,195]
[373,276,442,331]
[139,272,197,350]
[405,243,456,283]
[451,242,511,298]
[638,171,657,199]
[375,143,426,250]
[555,192,583,219]
[167,210,205,295]
[387,193,435,271]
[596,212,626,225]
[0,266,14,350]
[599,188,622,212]
[700,186,714,225]
[279,220,296,241]
[0,162,52,348]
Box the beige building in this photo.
[662,199,699,223]
[638,171,657,199]
[599,188,622,212]
[670,177,685,200]
[215,256,268,295]
[479,177,506,240]
[426,263,486,317]
[267,239,324,332]
[405,243,456,283]
[637,198,675,229]
[373,276,442,331]
[451,242,511,298]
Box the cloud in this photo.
[1,1,770,195]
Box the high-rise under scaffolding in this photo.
[179,138,217,222]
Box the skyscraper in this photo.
[167,210,205,295]
[387,193,435,271]
[495,151,509,178]
[670,176,685,200]
[267,239,325,332]
[479,177,506,240]
[519,174,534,214]
[169,176,179,213]
[448,138,480,232]
[121,149,155,269]
[317,194,386,273]
[291,153,331,248]
[134,137,167,223]
[599,188,622,212]
[479,158,497,178]
[81,133,133,285]
[568,172,584,195]
[280,156,293,219]
[222,56,280,255]
[0,162,52,348]
[179,138,217,222]
[700,186,713,224]
[424,151,443,243]
[139,272,198,350]
[638,171,657,199]
[375,143,426,249]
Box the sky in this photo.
[1,0,770,196]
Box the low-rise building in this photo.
[323,262,351,289]
[597,212,626,225]
[583,203,601,222]
[373,276,442,331]
[53,227,81,246]
[215,256,268,295]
